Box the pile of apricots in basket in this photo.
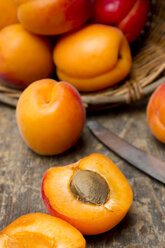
[1,0,165,247]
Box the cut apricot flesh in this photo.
[42,153,133,235]
[0,213,86,248]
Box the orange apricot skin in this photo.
[0,213,86,248]
[16,79,86,155]
[42,153,133,235]
[147,83,165,143]
[0,0,19,29]
[15,0,94,35]
[53,24,132,92]
[0,24,53,89]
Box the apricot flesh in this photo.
[0,213,86,248]
[53,24,132,92]
[42,153,133,235]
[147,82,165,143]
[4,232,54,248]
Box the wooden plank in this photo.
[0,101,165,247]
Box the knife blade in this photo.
[87,120,165,184]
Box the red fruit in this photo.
[92,0,136,24]
[118,0,150,42]
[92,0,150,42]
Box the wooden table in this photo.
[0,100,165,248]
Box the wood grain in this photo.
[0,100,165,247]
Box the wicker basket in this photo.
[0,0,165,109]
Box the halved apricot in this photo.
[0,213,86,247]
[42,153,133,235]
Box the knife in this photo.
[87,120,165,184]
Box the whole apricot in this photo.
[42,153,133,235]
[0,0,19,29]
[0,24,53,89]
[15,0,94,35]
[53,24,132,92]
[0,213,86,248]
[16,79,86,155]
[147,83,165,143]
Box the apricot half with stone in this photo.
[42,153,133,235]
[0,213,86,248]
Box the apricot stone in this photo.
[70,170,110,205]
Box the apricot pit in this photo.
[70,169,110,205]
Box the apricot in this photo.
[0,213,86,248]
[42,153,133,235]
[0,0,19,29]
[15,0,94,35]
[53,24,132,92]
[0,24,53,89]
[147,82,165,143]
[16,79,86,155]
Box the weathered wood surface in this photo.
[0,100,165,247]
